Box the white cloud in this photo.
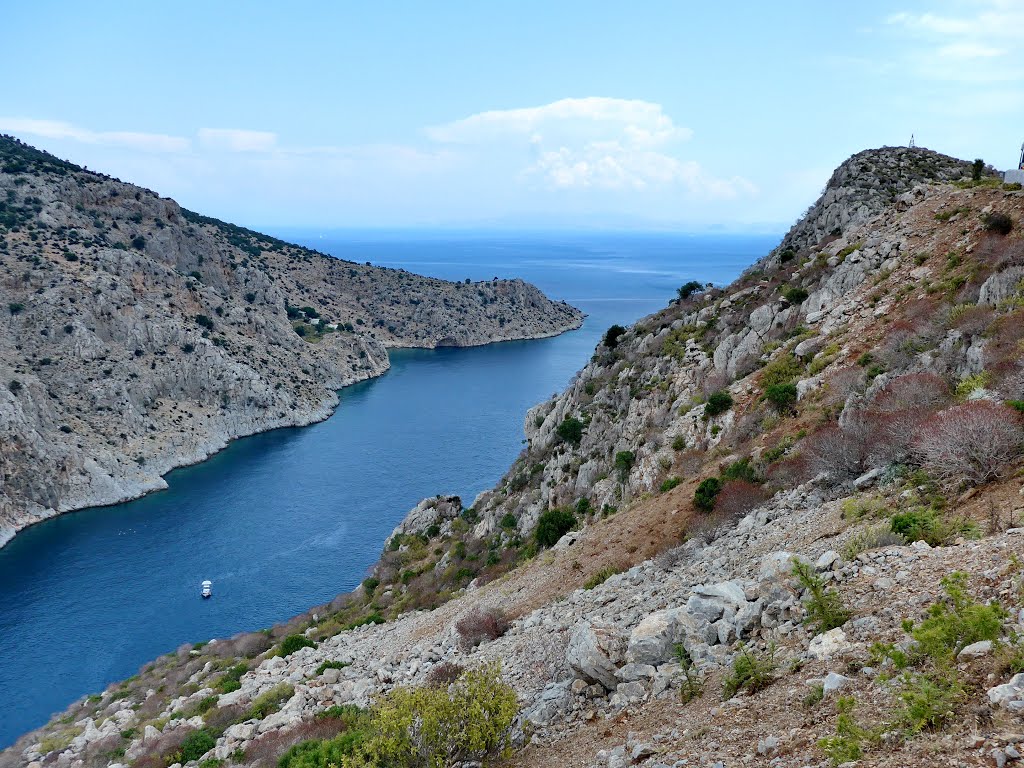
[428,97,752,197]
[0,117,189,152]
[426,97,691,146]
[198,128,277,152]
[886,2,1023,81]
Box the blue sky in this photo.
[2,1,1022,230]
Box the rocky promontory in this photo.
[0,136,583,546]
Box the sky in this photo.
[2,0,1022,231]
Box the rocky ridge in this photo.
[0,136,583,545]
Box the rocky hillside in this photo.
[6,146,1024,768]
[0,136,583,546]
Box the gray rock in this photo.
[626,608,694,666]
[988,673,1024,708]
[567,620,628,689]
[822,672,852,696]
[957,640,993,660]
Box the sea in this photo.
[0,231,778,748]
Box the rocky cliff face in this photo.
[0,136,583,545]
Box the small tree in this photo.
[603,324,626,349]
[971,158,984,181]
[556,416,585,446]
[677,280,705,301]
[693,477,723,512]
[715,479,768,518]
[764,382,798,412]
[535,508,575,547]
[614,450,635,481]
[704,390,734,418]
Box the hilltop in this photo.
[0,136,583,546]
[5,146,1024,768]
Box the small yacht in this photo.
[201,580,212,599]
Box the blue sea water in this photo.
[0,231,777,748]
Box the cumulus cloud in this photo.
[428,97,752,197]
[0,117,189,152]
[426,97,691,146]
[198,128,277,152]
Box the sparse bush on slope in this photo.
[913,401,1024,488]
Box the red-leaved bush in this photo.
[714,480,769,518]
[913,401,1024,488]
[454,607,509,651]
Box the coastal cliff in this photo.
[0,136,583,546]
[6,146,1024,768]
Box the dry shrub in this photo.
[802,423,869,482]
[212,630,273,659]
[991,360,1024,400]
[454,607,509,651]
[950,305,995,336]
[714,480,769,518]
[875,320,925,371]
[869,372,951,413]
[764,454,812,488]
[425,662,464,688]
[701,369,729,397]
[81,734,124,768]
[913,401,1024,488]
[826,366,865,405]
[984,310,1024,371]
[201,702,249,733]
[132,727,193,768]
[243,718,348,768]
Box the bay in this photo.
[0,231,777,747]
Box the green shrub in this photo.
[892,672,963,734]
[764,382,798,411]
[760,353,804,389]
[195,313,214,331]
[722,644,775,699]
[361,577,379,595]
[535,508,575,548]
[704,390,733,418]
[674,644,704,703]
[842,525,906,559]
[8,302,24,314]
[8,379,22,394]
[671,435,687,451]
[314,660,349,676]
[792,559,851,634]
[179,729,216,762]
[983,211,1013,235]
[659,476,682,493]
[889,507,976,547]
[693,477,722,512]
[722,457,759,483]
[603,324,626,349]
[279,634,316,656]
[583,566,622,590]
[249,683,294,719]
[358,662,517,767]
[131,235,146,250]
[215,663,248,693]
[499,513,517,529]
[277,730,368,768]
[819,696,874,766]
[907,572,1005,660]
[556,416,585,446]
[781,285,809,304]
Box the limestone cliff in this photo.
[0,136,583,545]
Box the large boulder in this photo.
[625,608,696,665]
[566,620,628,690]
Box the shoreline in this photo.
[0,316,584,551]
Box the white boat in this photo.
[201,580,212,599]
